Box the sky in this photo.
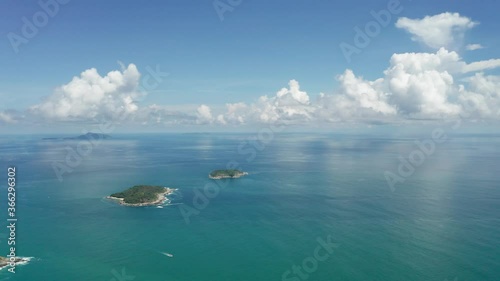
[1,0,500,133]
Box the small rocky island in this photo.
[107,185,176,206]
[0,256,31,270]
[209,169,248,179]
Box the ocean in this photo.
[0,133,499,281]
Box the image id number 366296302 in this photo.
[7,167,18,273]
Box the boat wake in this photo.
[160,252,173,258]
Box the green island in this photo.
[209,169,248,179]
[107,185,176,206]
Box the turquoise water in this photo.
[0,133,499,281]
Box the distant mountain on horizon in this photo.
[42,132,111,140]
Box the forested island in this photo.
[107,185,175,206]
[209,169,248,179]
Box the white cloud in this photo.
[396,12,478,49]
[196,104,213,124]
[252,80,315,123]
[313,49,469,121]
[384,49,462,116]
[462,59,500,73]
[384,47,500,73]
[11,42,500,128]
[209,80,315,125]
[336,70,396,114]
[0,112,15,124]
[266,49,499,122]
[276,79,310,105]
[202,47,500,125]
[216,114,226,125]
[30,64,141,121]
[465,44,484,51]
[133,104,197,125]
[223,102,248,124]
[458,73,500,118]
[313,70,396,123]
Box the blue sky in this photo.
[1,0,500,132]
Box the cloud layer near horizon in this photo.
[1,12,499,127]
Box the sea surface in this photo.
[0,133,499,281]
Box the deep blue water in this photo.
[0,133,499,281]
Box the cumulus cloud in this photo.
[8,14,500,129]
[458,73,500,118]
[213,48,500,124]
[334,48,499,119]
[466,44,484,51]
[196,105,213,124]
[312,50,462,121]
[396,12,478,49]
[381,47,500,74]
[251,80,315,123]
[276,80,310,105]
[385,49,462,116]
[12,48,500,128]
[267,80,314,121]
[310,71,396,124]
[222,102,248,124]
[30,64,142,121]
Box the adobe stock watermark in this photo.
[177,120,287,224]
[281,234,339,281]
[384,128,447,191]
[7,0,71,54]
[385,99,479,192]
[213,0,242,21]
[109,267,135,281]
[51,65,169,182]
[339,0,405,63]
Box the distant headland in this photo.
[107,185,176,207]
[209,169,248,179]
[42,132,111,140]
